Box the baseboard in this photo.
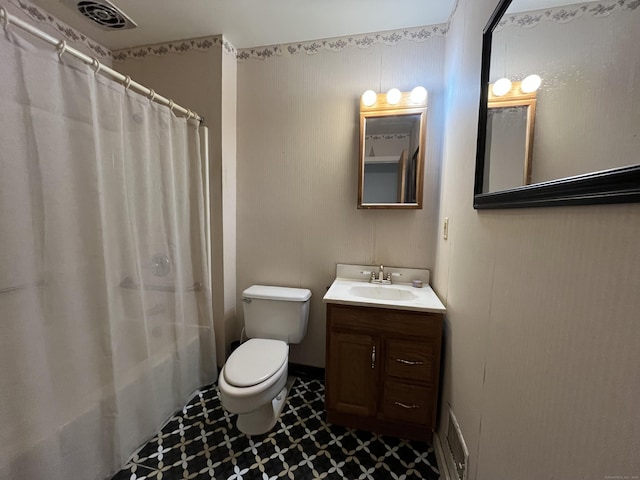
[288,362,325,381]
[433,430,453,480]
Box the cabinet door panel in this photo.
[385,339,435,384]
[327,332,379,417]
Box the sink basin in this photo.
[349,285,416,301]
[323,266,446,313]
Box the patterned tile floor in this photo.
[112,377,440,480]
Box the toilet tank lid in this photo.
[243,285,312,302]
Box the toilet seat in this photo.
[224,338,288,388]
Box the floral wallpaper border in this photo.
[237,24,448,62]
[112,35,238,62]
[110,24,448,63]
[8,0,111,60]
[366,134,410,141]
[496,0,640,30]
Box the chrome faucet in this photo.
[370,265,392,284]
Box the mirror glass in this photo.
[359,92,427,209]
[484,80,536,192]
[474,0,640,208]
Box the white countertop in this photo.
[323,277,446,314]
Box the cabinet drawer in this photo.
[328,304,442,338]
[385,339,435,384]
[381,380,433,425]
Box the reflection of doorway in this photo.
[363,162,398,203]
[362,149,408,203]
[485,106,528,192]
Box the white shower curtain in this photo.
[0,27,216,480]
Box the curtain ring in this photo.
[168,99,176,116]
[123,75,131,91]
[0,7,9,29]
[186,109,193,120]
[91,58,102,74]
[57,40,67,59]
[147,89,156,101]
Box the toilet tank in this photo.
[242,285,312,344]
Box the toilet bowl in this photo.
[219,338,290,435]
[218,285,312,435]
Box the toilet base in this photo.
[236,376,296,436]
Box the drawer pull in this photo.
[371,346,376,369]
[396,358,423,366]
[394,401,419,409]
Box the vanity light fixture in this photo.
[521,74,542,93]
[386,88,402,105]
[410,86,428,104]
[492,75,542,96]
[492,77,512,97]
[360,86,428,107]
[361,89,377,107]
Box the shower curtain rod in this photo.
[0,7,204,125]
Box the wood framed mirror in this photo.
[474,0,640,209]
[483,80,537,193]
[358,91,427,209]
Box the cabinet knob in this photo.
[396,358,423,366]
[394,401,419,410]
[371,345,376,369]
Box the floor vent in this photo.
[65,0,137,30]
[444,407,469,480]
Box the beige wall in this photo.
[435,0,640,478]
[116,43,237,366]
[236,38,446,367]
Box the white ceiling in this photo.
[30,0,457,51]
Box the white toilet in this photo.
[218,285,312,435]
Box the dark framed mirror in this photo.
[474,0,640,209]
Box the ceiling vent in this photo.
[67,0,137,30]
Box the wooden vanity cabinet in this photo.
[325,303,443,442]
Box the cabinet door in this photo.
[327,331,379,417]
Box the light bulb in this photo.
[361,89,377,107]
[386,88,401,105]
[410,86,427,104]
[492,78,512,97]
[521,74,542,93]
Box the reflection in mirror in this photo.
[363,115,421,203]
[484,80,536,192]
[359,90,427,209]
[474,0,640,208]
